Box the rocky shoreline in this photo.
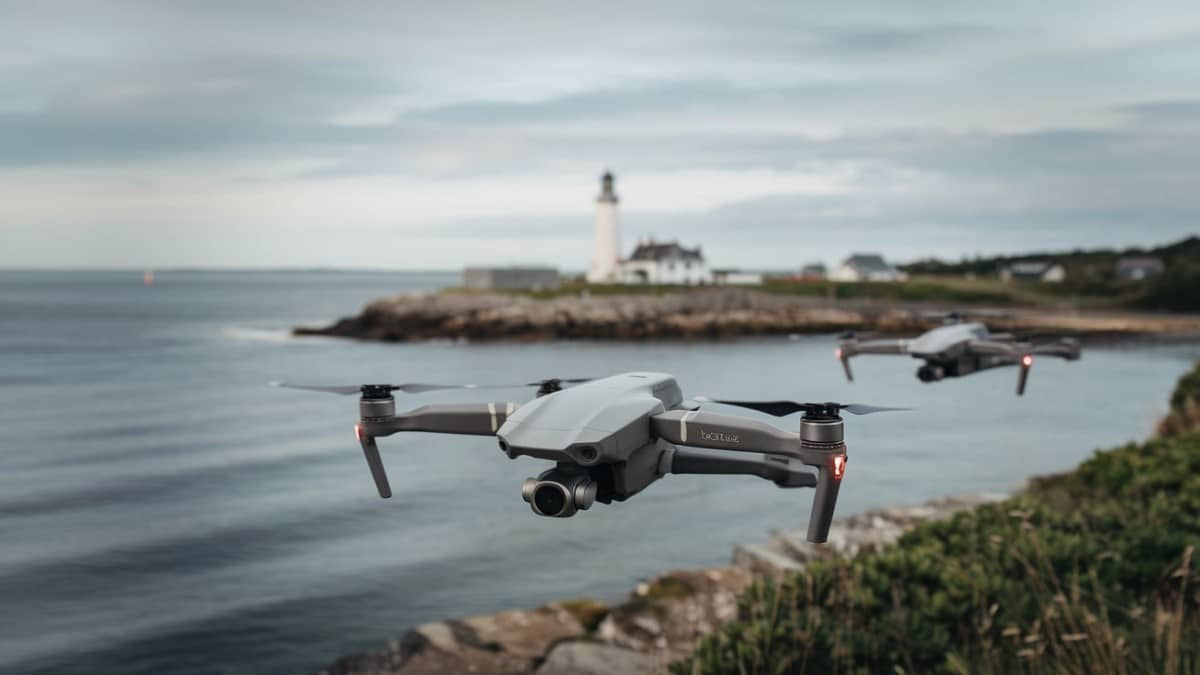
[316,493,1004,675]
[295,289,1200,342]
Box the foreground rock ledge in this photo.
[295,290,1200,342]
[316,494,1003,675]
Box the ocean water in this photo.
[1,270,1197,675]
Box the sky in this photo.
[2,1,1199,270]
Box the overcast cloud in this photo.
[1,1,1198,269]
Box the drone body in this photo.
[837,315,1081,394]
[279,373,895,543]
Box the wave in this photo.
[219,326,297,343]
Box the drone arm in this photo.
[837,339,909,381]
[1031,338,1081,361]
[351,403,521,499]
[664,447,817,488]
[966,339,1021,357]
[367,402,522,437]
[650,410,805,458]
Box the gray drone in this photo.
[274,374,905,543]
[837,312,1081,395]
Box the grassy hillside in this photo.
[902,235,1200,311]
[675,363,1200,675]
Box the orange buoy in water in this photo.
[144,270,155,286]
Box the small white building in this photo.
[712,269,764,286]
[463,267,559,291]
[620,239,712,285]
[799,262,827,280]
[1000,261,1065,283]
[1115,256,1164,281]
[830,254,907,282]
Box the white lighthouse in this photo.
[587,171,621,283]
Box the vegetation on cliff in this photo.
[902,235,1200,311]
[676,362,1200,674]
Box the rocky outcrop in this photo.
[296,289,867,341]
[295,289,1200,342]
[316,494,1001,675]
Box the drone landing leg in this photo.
[355,427,392,498]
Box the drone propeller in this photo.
[695,397,910,418]
[271,381,489,395]
[272,377,598,397]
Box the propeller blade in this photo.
[391,383,485,393]
[697,397,911,417]
[271,382,362,395]
[272,381,496,395]
[696,398,807,417]
[841,403,911,415]
[522,377,597,386]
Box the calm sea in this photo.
[1,270,1197,675]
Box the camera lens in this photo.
[532,483,568,516]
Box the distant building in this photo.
[587,171,622,283]
[582,171,716,286]
[620,238,712,285]
[799,263,827,280]
[712,269,764,286]
[463,267,560,291]
[1115,256,1164,281]
[1000,261,1065,283]
[830,254,906,282]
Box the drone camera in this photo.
[917,363,945,382]
[522,468,597,517]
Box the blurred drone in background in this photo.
[837,311,1081,395]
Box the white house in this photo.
[1000,261,1066,283]
[1115,256,1164,281]
[620,238,712,285]
[830,254,907,282]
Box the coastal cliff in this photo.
[295,289,1200,342]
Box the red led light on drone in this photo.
[832,455,847,480]
[1022,354,1033,367]
[354,424,363,441]
[835,348,842,359]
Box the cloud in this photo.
[1,2,1199,267]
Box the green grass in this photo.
[674,363,1200,675]
[444,276,1144,310]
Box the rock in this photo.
[318,494,1008,674]
[318,603,587,675]
[731,543,805,574]
[535,641,654,675]
[597,567,754,665]
[295,289,1200,343]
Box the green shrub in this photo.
[675,365,1200,675]
[1136,263,1200,312]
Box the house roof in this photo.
[1007,260,1059,276]
[1115,256,1164,273]
[842,254,894,274]
[628,240,704,263]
